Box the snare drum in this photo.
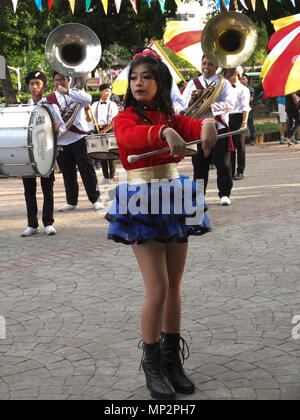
[0,104,56,177]
[86,133,119,160]
[106,133,119,156]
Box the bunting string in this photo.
[9,0,299,15]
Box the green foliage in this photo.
[0,0,177,94]
[243,0,300,37]
[255,121,279,134]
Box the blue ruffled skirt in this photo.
[105,174,210,245]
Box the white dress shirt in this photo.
[229,81,251,114]
[27,98,66,137]
[90,98,119,128]
[170,82,185,113]
[51,89,92,146]
[182,74,235,129]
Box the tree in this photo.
[240,0,300,38]
[0,0,177,100]
[0,0,17,102]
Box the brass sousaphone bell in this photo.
[45,23,102,79]
[45,23,102,128]
[185,11,258,119]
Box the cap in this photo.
[25,71,47,86]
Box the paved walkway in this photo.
[0,142,300,400]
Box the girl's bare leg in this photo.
[132,242,168,344]
[163,241,188,334]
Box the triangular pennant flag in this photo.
[129,0,138,14]
[86,0,92,11]
[101,0,108,14]
[262,0,268,10]
[158,0,165,13]
[48,0,55,11]
[114,0,122,13]
[34,0,43,11]
[68,0,76,13]
[145,0,151,6]
[239,0,248,9]
[290,0,295,6]
[11,0,18,13]
[251,0,256,10]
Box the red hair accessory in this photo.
[133,49,162,61]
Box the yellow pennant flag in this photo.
[262,0,268,10]
[101,0,108,14]
[68,0,76,13]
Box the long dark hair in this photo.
[124,55,177,127]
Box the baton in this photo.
[127,127,247,163]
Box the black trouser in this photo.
[100,159,116,179]
[192,128,233,198]
[248,109,255,143]
[286,109,300,138]
[57,137,100,206]
[229,113,245,176]
[22,172,55,228]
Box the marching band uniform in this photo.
[90,96,119,182]
[21,70,66,237]
[229,79,251,179]
[47,87,102,211]
[182,74,235,205]
[105,105,213,244]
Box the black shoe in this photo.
[233,173,244,180]
[140,340,175,400]
[161,332,195,394]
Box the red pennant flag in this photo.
[48,0,55,11]
[129,0,137,14]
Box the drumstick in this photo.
[127,127,247,163]
[88,105,100,134]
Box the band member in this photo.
[240,73,256,145]
[285,93,299,145]
[105,50,217,399]
[21,70,65,237]
[88,83,119,184]
[47,72,103,212]
[227,67,250,180]
[182,55,235,206]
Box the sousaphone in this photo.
[185,11,258,119]
[45,23,102,128]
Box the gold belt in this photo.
[127,163,179,184]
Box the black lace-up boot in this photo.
[140,340,175,400]
[161,332,195,394]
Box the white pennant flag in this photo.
[11,0,18,13]
[114,0,122,13]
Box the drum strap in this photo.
[193,78,234,152]
[46,93,90,136]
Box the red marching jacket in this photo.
[113,107,217,171]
